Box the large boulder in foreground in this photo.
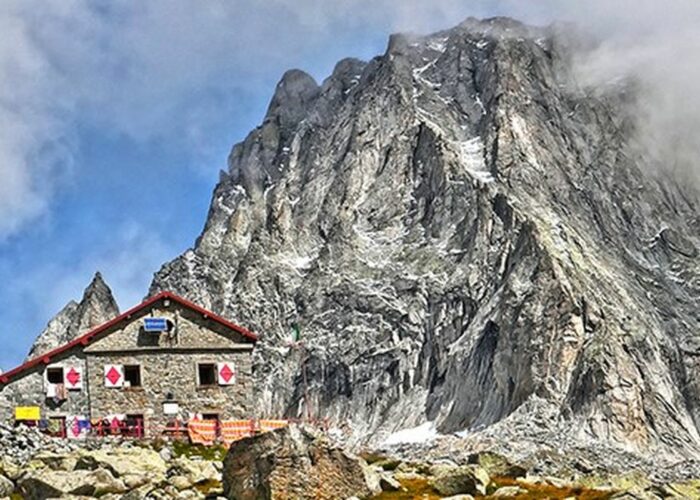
[429,463,490,497]
[74,447,167,482]
[223,425,379,500]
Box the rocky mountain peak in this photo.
[151,16,698,464]
[265,69,320,129]
[457,16,533,35]
[71,271,120,335]
[27,272,120,360]
[85,271,107,291]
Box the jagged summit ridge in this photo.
[150,17,699,461]
[28,272,120,359]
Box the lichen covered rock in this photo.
[0,473,13,497]
[18,468,127,498]
[223,425,379,499]
[429,464,490,496]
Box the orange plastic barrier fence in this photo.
[188,419,217,445]
[220,420,255,446]
[259,419,289,433]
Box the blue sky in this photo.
[0,1,694,371]
[0,1,490,371]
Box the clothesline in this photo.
[21,416,330,445]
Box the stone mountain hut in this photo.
[0,292,258,438]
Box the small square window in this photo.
[124,365,142,387]
[46,367,64,384]
[198,364,217,386]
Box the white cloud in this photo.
[0,2,299,238]
[0,3,77,236]
[0,0,698,241]
[10,221,176,323]
[558,1,700,184]
[0,0,381,238]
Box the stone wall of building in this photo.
[85,302,253,354]
[0,353,90,423]
[87,350,253,435]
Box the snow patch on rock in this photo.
[383,422,439,445]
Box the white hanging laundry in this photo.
[45,384,57,398]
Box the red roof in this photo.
[0,291,258,385]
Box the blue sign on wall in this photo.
[144,317,168,332]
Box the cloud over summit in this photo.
[0,0,698,240]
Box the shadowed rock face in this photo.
[150,17,700,458]
[27,272,120,359]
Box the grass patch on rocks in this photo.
[171,441,227,462]
[372,476,441,500]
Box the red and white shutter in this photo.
[104,364,124,388]
[217,362,236,386]
[65,366,83,390]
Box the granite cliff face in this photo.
[148,18,699,459]
[27,272,119,359]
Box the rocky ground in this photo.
[374,395,700,486]
[0,424,224,499]
[220,425,700,499]
[2,424,700,499]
